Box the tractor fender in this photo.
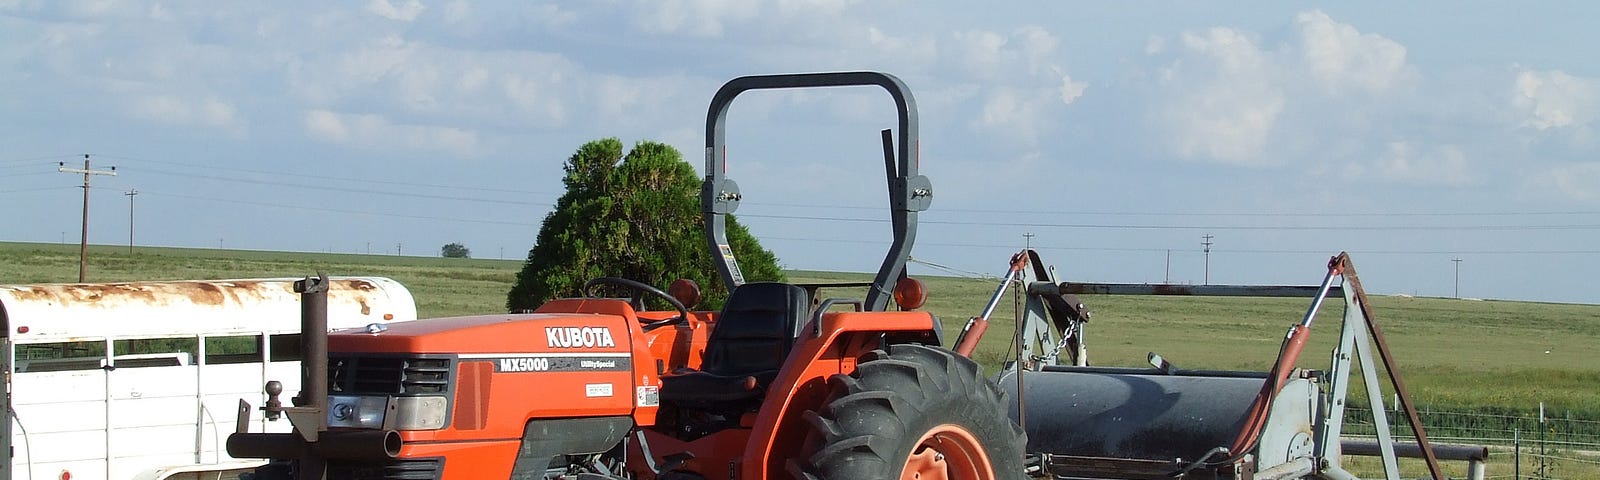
[737,310,941,479]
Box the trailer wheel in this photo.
[789,344,1026,480]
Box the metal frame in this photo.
[702,71,932,311]
[1015,253,1453,479]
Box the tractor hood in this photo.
[328,312,634,356]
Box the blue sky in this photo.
[2,1,1597,304]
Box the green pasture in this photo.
[6,241,1598,477]
[6,241,1597,421]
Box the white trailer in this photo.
[0,277,417,480]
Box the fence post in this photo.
[1538,402,1546,480]
[1513,427,1520,480]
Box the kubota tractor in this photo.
[227,71,1029,480]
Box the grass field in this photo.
[6,241,1597,475]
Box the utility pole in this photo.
[58,154,116,282]
[1165,249,1171,284]
[125,188,138,254]
[396,243,402,256]
[1201,234,1214,285]
[1452,258,1462,299]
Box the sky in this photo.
[2,1,1597,304]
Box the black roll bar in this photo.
[702,71,932,311]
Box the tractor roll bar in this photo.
[703,71,932,311]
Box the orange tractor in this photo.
[227,71,1449,480]
[228,71,1030,480]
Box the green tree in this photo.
[440,242,471,258]
[507,139,783,312]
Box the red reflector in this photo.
[60,470,71,480]
[16,326,28,334]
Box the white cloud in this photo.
[1368,141,1475,186]
[128,95,241,132]
[1511,69,1599,130]
[1058,71,1087,105]
[440,0,469,23]
[866,27,938,68]
[629,0,758,38]
[456,67,489,93]
[1013,25,1059,73]
[1148,10,1420,167]
[950,30,1010,79]
[944,25,1085,143]
[1296,10,1414,94]
[366,0,424,22]
[1157,27,1285,165]
[1145,35,1166,55]
[775,0,857,15]
[526,4,578,28]
[304,109,479,156]
[146,3,173,21]
[1525,162,1600,202]
[501,72,569,125]
[979,89,1026,128]
[284,32,581,130]
[304,109,349,141]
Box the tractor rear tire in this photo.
[789,344,1027,480]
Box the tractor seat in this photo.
[659,282,809,408]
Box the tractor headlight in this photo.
[327,395,387,429]
[327,395,449,430]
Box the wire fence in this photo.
[1343,403,1600,479]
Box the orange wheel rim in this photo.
[901,424,995,480]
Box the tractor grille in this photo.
[328,354,454,395]
[327,458,443,480]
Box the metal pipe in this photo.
[1298,255,1345,328]
[294,273,330,480]
[226,430,402,461]
[1059,283,1343,297]
[952,251,1027,356]
[295,274,329,424]
[1339,439,1487,461]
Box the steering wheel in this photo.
[582,277,690,331]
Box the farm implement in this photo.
[991,250,1471,479]
[224,71,1459,480]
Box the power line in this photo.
[0,164,60,173]
[0,186,77,194]
[58,154,116,282]
[736,213,1600,232]
[134,166,557,207]
[68,154,1600,219]
[95,153,559,196]
[756,236,1600,256]
[740,200,1600,218]
[138,190,537,227]
[0,154,78,165]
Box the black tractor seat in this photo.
[659,282,810,408]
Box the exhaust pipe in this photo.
[224,273,353,480]
[297,273,329,426]
[227,430,402,461]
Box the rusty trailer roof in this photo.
[0,277,417,343]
